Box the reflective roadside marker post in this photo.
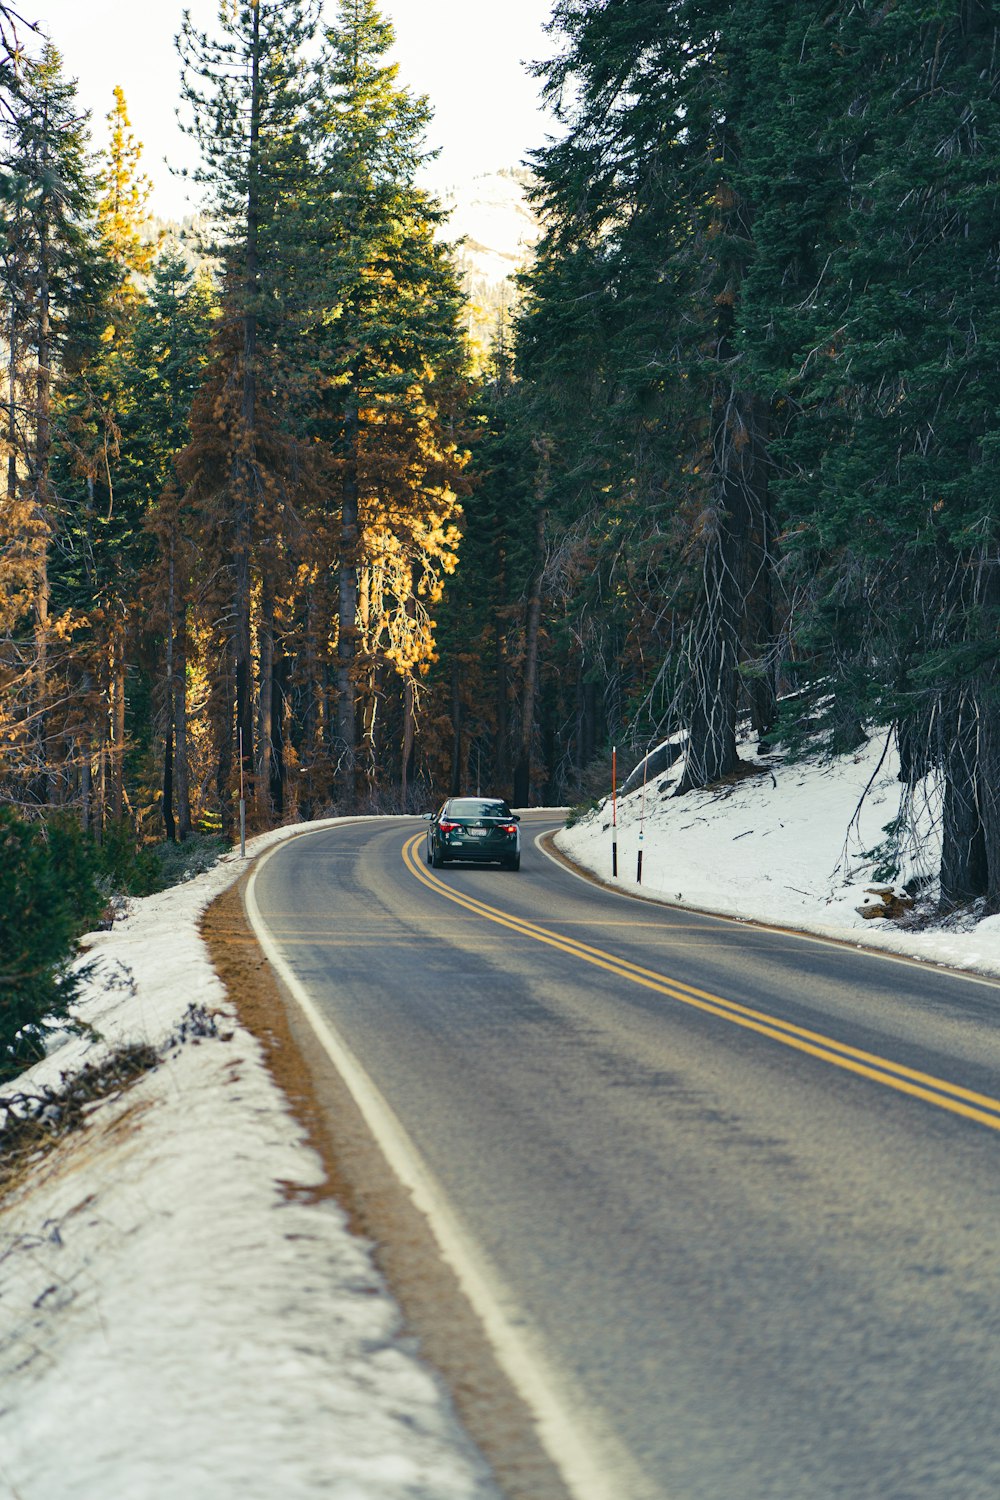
[637,750,648,884]
[611,745,618,878]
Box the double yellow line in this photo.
[402,833,1000,1133]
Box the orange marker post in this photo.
[611,745,618,878]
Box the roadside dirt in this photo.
[201,870,573,1500]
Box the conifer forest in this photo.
[2,0,999,910]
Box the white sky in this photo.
[19,0,560,220]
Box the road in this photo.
[247,812,1000,1500]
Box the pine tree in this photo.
[177,0,321,824]
[49,87,165,831]
[0,43,102,808]
[0,7,40,123]
[736,1,1000,907]
[97,86,155,321]
[132,254,215,840]
[310,0,470,806]
[517,0,778,794]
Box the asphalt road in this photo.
[249,813,1000,1500]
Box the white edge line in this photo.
[245,830,639,1500]
[533,829,1000,995]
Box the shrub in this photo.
[0,811,105,1081]
[95,819,162,898]
[151,831,227,889]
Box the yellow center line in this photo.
[401,834,1000,1133]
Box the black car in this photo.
[425,797,521,870]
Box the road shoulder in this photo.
[203,868,573,1500]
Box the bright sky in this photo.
[21,0,560,220]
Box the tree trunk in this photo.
[256,564,275,822]
[513,448,549,806]
[495,640,510,788]
[980,706,1000,916]
[232,0,262,809]
[940,696,988,905]
[401,675,415,808]
[163,548,177,840]
[676,385,767,793]
[450,659,463,796]
[217,701,233,841]
[897,706,933,788]
[173,601,191,840]
[7,298,17,503]
[30,201,52,807]
[163,556,176,841]
[270,647,287,818]
[111,620,126,823]
[297,589,319,817]
[163,723,176,842]
[357,564,378,790]
[336,396,360,803]
[743,444,777,739]
[80,672,92,834]
[677,135,774,793]
[96,700,107,844]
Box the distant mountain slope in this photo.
[436,168,541,362]
[438,167,541,288]
[148,173,543,363]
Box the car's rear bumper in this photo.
[443,842,517,861]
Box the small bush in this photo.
[0,813,227,1084]
[0,1042,161,1191]
[152,832,227,889]
[95,820,162,898]
[0,810,105,1082]
[566,799,600,828]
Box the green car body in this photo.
[425,797,521,870]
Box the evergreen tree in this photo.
[0,6,40,123]
[0,808,104,1080]
[130,254,215,840]
[737,1,1000,906]
[310,0,470,805]
[46,87,163,833]
[430,366,535,801]
[514,1,787,798]
[177,0,321,824]
[0,43,103,808]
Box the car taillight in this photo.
[498,823,517,834]
[438,821,459,833]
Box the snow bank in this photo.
[0,820,499,1500]
[556,734,1000,980]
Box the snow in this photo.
[556,732,1000,981]
[0,820,500,1500]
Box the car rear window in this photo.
[449,799,512,819]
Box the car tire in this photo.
[504,852,521,871]
[431,843,444,869]
[426,840,433,866]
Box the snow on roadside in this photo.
[0,819,500,1500]
[555,734,1000,981]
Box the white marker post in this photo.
[637,751,648,884]
[611,745,618,878]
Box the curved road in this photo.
[248,813,1000,1500]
